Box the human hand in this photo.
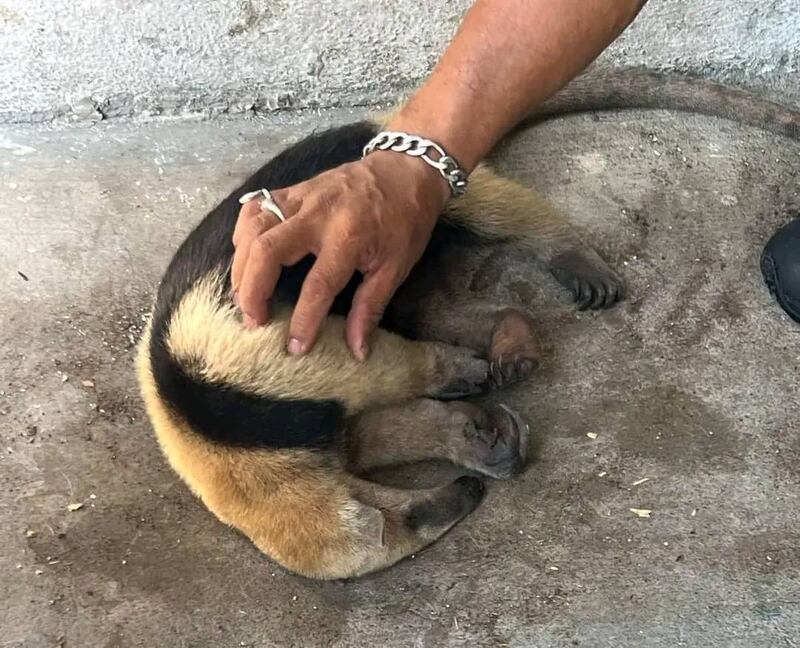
[231,150,450,361]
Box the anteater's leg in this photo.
[165,274,492,412]
[142,414,486,579]
[443,164,624,309]
[346,398,530,480]
[385,274,543,390]
[139,319,489,580]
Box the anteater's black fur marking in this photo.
[149,122,382,449]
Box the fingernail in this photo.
[287,337,306,355]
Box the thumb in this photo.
[346,268,400,361]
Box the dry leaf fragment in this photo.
[630,508,652,518]
[81,380,95,388]
[67,503,83,512]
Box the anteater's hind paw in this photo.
[406,476,485,534]
[489,309,542,389]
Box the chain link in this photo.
[362,131,469,197]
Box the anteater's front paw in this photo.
[549,247,624,310]
[426,344,489,400]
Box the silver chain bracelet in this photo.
[362,131,469,197]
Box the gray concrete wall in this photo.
[1,0,798,124]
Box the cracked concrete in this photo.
[1,107,799,647]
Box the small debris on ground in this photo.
[597,471,607,477]
[586,432,598,440]
[18,271,29,281]
[67,503,84,512]
[631,477,650,486]
[81,380,95,388]
[630,508,652,518]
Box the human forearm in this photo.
[232,0,644,359]
[389,0,647,171]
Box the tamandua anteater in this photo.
[136,68,800,580]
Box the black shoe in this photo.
[761,218,800,323]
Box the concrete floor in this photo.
[1,108,798,648]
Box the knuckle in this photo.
[393,265,411,285]
[254,233,277,257]
[271,187,290,203]
[232,228,249,248]
[305,272,336,299]
[315,194,336,214]
[240,201,262,219]
[381,264,407,288]
[366,289,389,311]
[315,187,343,212]
[271,188,297,214]
[357,289,390,320]
[236,280,257,304]
[364,300,386,321]
[336,221,362,248]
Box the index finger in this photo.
[232,188,297,290]
[231,201,274,292]
[236,220,312,327]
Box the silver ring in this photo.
[238,188,286,223]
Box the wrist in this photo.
[386,104,484,174]
[364,128,469,201]
[364,150,451,217]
